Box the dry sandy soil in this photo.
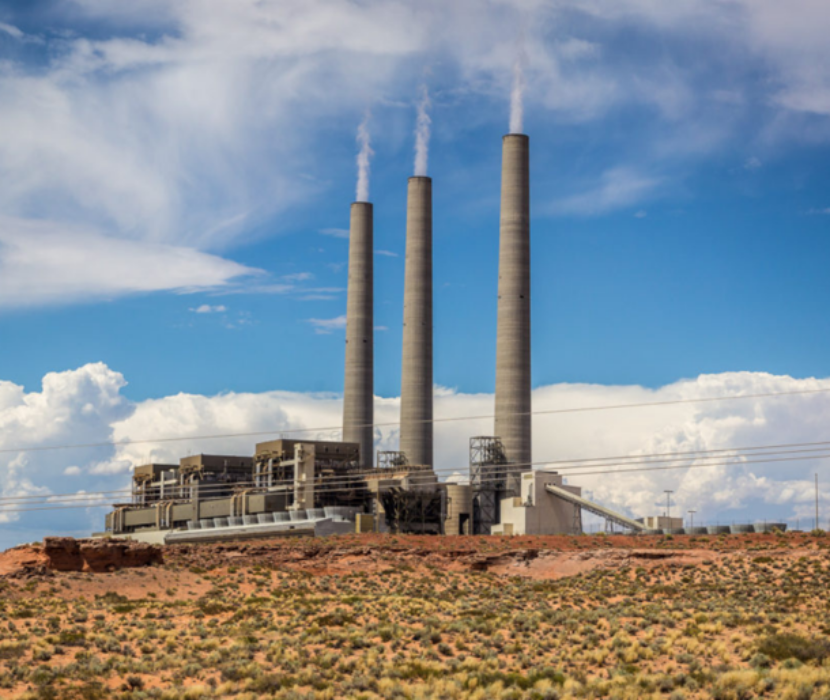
[1,531,829,699]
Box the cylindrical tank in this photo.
[444,484,472,535]
[400,177,433,469]
[730,524,754,534]
[688,526,708,535]
[707,525,730,535]
[495,134,531,470]
[753,522,787,533]
[256,513,272,524]
[213,517,229,528]
[343,202,374,468]
[289,509,306,522]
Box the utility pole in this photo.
[664,490,674,520]
[816,473,820,531]
[688,510,696,529]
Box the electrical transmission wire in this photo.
[2,438,829,504]
[2,436,829,506]
[2,386,829,456]
[3,443,829,515]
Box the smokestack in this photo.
[343,202,374,468]
[400,176,433,468]
[495,134,530,469]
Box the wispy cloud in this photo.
[282,272,314,282]
[0,22,24,39]
[190,304,227,314]
[307,315,347,334]
[375,250,399,258]
[3,0,830,310]
[549,167,662,216]
[0,217,257,309]
[807,207,830,215]
[319,228,350,239]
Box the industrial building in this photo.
[102,127,653,543]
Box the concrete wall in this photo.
[495,134,531,470]
[644,516,683,530]
[343,202,374,468]
[444,484,472,535]
[492,471,580,536]
[400,177,433,468]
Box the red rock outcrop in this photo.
[44,537,163,572]
[0,537,163,577]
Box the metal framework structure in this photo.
[379,487,443,534]
[253,440,368,509]
[376,450,408,470]
[573,502,584,535]
[469,436,523,534]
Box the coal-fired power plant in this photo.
[103,113,672,543]
[495,134,531,471]
[400,176,434,469]
[343,202,374,469]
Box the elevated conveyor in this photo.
[545,483,646,532]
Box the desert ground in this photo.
[1,531,829,699]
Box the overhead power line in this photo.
[1,386,829,457]
[1,436,828,506]
[2,446,829,515]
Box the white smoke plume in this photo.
[413,85,431,177]
[355,113,373,202]
[510,36,527,134]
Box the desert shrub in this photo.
[58,629,87,647]
[749,653,771,669]
[0,642,26,660]
[757,633,830,663]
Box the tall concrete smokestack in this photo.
[495,134,530,469]
[400,177,433,468]
[343,202,374,469]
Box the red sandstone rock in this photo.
[0,537,164,576]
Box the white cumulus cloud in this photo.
[2,362,830,548]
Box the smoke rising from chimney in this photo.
[413,85,431,177]
[355,113,373,202]
[509,38,527,134]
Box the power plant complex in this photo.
[102,126,687,543]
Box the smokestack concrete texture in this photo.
[343,202,374,469]
[495,134,531,469]
[399,176,433,468]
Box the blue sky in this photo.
[0,1,829,401]
[1,0,830,545]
